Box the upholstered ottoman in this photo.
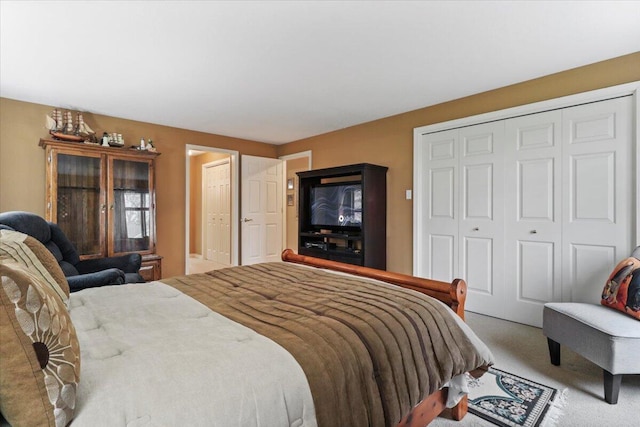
[543,302,640,404]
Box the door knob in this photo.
[530,230,537,234]
[242,218,253,222]
[472,227,479,231]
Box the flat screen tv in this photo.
[310,182,362,230]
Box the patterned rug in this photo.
[467,367,566,427]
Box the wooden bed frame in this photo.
[281,249,469,427]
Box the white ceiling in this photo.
[1,1,639,145]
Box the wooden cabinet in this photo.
[297,163,387,269]
[40,139,162,278]
[140,254,163,282]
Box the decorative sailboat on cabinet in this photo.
[46,109,97,143]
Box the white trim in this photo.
[185,144,239,274]
[414,81,640,136]
[635,85,640,247]
[413,81,640,275]
[278,150,312,252]
[279,150,313,168]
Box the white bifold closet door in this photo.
[560,98,633,304]
[416,96,633,327]
[417,122,506,319]
[458,123,506,319]
[503,110,563,325]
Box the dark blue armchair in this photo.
[0,211,143,292]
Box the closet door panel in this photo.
[459,122,505,317]
[415,130,459,280]
[571,152,615,223]
[464,164,493,219]
[431,167,455,218]
[519,158,555,221]
[504,111,562,326]
[518,241,555,302]
[562,97,633,303]
[429,234,455,282]
[463,236,494,294]
[569,244,617,303]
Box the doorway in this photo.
[185,147,311,273]
[185,145,239,274]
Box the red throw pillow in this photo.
[601,256,640,320]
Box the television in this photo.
[310,182,362,231]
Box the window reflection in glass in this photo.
[122,192,149,238]
[113,159,151,253]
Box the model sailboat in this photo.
[46,109,97,143]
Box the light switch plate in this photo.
[406,189,412,200]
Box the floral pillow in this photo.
[0,229,69,302]
[0,262,80,427]
[601,255,640,320]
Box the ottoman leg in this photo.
[547,338,561,366]
[603,370,621,404]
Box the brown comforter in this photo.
[163,262,492,427]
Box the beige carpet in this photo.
[432,311,640,426]
[187,254,230,274]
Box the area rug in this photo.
[467,367,566,427]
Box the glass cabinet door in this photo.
[55,152,105,257]
[109,158,155,255]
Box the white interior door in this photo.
[561,97,633,304]
[204,164,217,260]
[504,111,562,326]
[204,160,231,265]
[241,155,283,265]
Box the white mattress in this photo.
[68,281,317,427]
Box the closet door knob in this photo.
[530,230,537,234]
[472,227,479,231]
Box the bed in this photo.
[0,233,493,427]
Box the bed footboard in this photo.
[281,249,467,319]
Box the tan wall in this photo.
[285,156,310,251]
[189,151,231,255]
[277,52,640,274]
[0,98,277,278]
[2,53,638,277]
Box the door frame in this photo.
[413,80,640,274]
[279,150,313,250]
[185,145,239,273]
[201,158,231,264]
